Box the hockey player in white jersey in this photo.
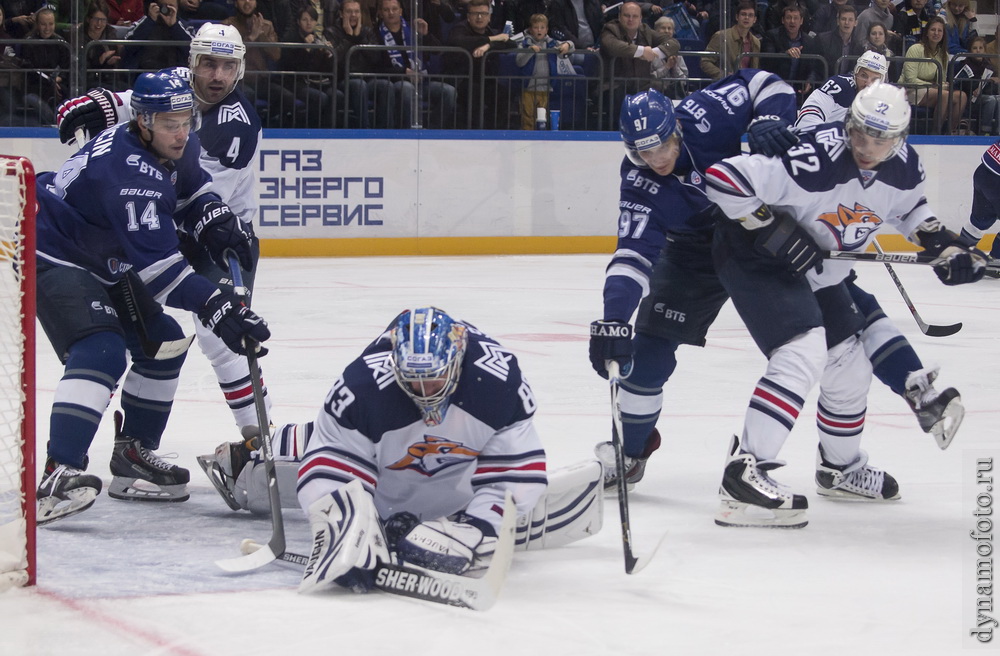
[704,83,986,528]
[54,24,275,457]
[33,72,270,524]
[798,49,966,449]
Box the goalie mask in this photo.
[189,23,246,104]
[845,81,910,165]
[619,89,683,171]
[390,307,468,426]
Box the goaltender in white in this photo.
[199,307,604,592]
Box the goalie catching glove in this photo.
[56,88,126,145]
[746,115,799,158]
[197,291,270,356]
[192,200,254,272]
[385,511,498,575]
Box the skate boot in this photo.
[196,431,258,511]
[904,367,963,450]
[595,428,661,491]
[716,435,808,529]
[36,458,103,526]
[108,412,190,502]
[816,446,900,501]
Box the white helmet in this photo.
[854,50,888,80]
[846,81,910,162]
[189,23,246,86]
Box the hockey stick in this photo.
[872,240,962,337]
[215,254,285,573]
[117,272,194,360]
[607,361,666,575]
[238,492,518,611]
[826,249,1000,276]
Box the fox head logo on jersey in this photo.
[817,202,883,250]
[387,435,480,476]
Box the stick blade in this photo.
[151,334,195,360]
[215,539,279,572]
[625,530,668,574]
[922,322,962,337]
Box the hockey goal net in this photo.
[0,155,35,590]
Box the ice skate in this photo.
[904,367,963,450]
[816,446,900,501]
[196,428,258,511]
[715,435,808,529]
[595,428,661,491]
[108,413,190,502]
[36,459,103,526]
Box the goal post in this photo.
[0,155,36,589]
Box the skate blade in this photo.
[37,487,99,526]
[930,396,964,451]
[196,455,242,511]
[816,486,901,502]
[108,477,189,502]
[714,498,808,529]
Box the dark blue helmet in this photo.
[389,307,468,426]
[131,71,194,120]
[619,89,681,164]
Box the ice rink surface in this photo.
[3,254,999,656]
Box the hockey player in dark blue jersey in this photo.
[55,25,276,466]
[705,83,986,527]
[34,72,270,525]
[958,138,1000,263]
[588,69,800,488]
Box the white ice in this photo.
[3,254,998,656]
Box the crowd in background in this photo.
[1,0,998,133]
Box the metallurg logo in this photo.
[816,202,882,250]
[387,435,479,476]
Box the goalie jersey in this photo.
[296,325,548,534]
[603,69,798,321]
[705,123,934,290]
[35,123,220,312]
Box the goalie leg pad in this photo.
[516,459,604,550]
[299,479,390,594]
[239,458,300,514]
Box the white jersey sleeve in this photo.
[795,75,855,129]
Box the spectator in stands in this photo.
[942,0,977,55]
[2,0,45,38]
[805,3,863,78]
[374,0,457,128]
[602,0,675,118]
[900,15,967,133]
[0,5,21,125]
[763,0,816,34]
[289,0,344,36]
[546,0,604,51]
[177,0,230,22]
[651,15,688,98]
[280,4,336,127]
[855,0,895,48]
[515,12,573,129]
[123,0,194,72]
[252,0,291,39]
[19,6,68,123]
[953,35,999,135]
[863,21,900,81]
[418,0,458,43]
[811,0,850,36]
[445,0,512,128]
[760,3,814,93]
[329,0,385,127]
[79,1,122,88]
[107,0,145,26]
[893,0,932,50]
[700,0,759,80]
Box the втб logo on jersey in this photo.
[817,202,882,249]
[387,435,480,476]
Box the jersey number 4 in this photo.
[125,200,161,231]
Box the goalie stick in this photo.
[215,254,285,573]
[607,361,666,575]
[239,492,518,611]
[118,271,194,360]
[872,240,962,337]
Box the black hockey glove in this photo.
[753,212,824,278]
[56,88,122,145]
[197,291,270,356]
[933,245,987,285]
[192,201,254,272]
[746,115,799,158]
[589,320,633,379]
[913,218,965,257]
